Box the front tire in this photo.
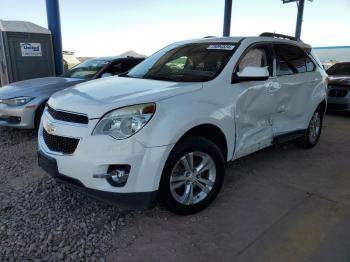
[159,136,225,215]
[296,106,323,149]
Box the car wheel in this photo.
[159,136,225,215]
[296,107,323,149]
[34,101,47,131]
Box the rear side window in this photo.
[275,44,307,76]
[305,55,316,72]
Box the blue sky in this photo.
[0,0,349,56]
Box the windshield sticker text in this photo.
[207,44,235,50]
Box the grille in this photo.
[43,129,79,154]
[47,106,88,124]
[327,103,347,111]
[328,89,348,97]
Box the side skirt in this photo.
[273,129,307,144]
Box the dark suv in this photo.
[326,62,350,112]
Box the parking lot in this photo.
[1,113,349,261]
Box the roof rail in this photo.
[259,32,300,42]
[203,36,217,38]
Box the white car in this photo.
[38,33,327,215]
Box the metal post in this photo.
[46,0,63,76]
[295,0,305,40]
[223,0,232,37]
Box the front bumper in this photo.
[327,87,350,112]
[38,111,173,209]
[0,103,36,128]
[327,97,350,112]
[38,150,157,209]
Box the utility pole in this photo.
[46,0,64,75]
[223,0,233,37]
[282,0,310,40]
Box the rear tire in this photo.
[159,136,225,215]
[296,106,323,149]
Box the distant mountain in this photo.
[76,51,147,63]
[77,57,94,62]
[119,50,147,58]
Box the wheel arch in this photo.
[318,99,327,116]
[174,124,229,162]
[34,99,48,129]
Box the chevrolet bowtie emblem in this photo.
[43,117,57,135]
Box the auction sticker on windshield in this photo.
[207,44,235,50]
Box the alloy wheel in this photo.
[169,151,216,205]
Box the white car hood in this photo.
[49,76,202,118]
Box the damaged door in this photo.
[232,44,280,159]
[272,44,319,135]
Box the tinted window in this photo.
[275,44,306,76]
[62,60,109,79]
[326,63,350,76]
[123,59,144,72]
[305,55,315,72]
[126,43,236,82]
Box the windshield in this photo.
[126,43,236,82]
[326,63,350,76]
[62,59,110,79]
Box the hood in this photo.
[49,76,203,118]
[0,77,85,99]
[328,76,350,86]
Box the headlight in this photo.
[0,96,35,106]
[93,103,156,139]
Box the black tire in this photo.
[295,106,323,149]
[34,101,47,131]
[159,136,225,215]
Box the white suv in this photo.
[38,33,327,215]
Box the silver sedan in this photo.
[0,56,144,129]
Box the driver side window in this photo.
[237,46,271,75]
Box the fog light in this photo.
[6,116,21,124]
[93,165,130,187]
[110,169,129,185]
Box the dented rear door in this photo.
[272,44,318,135]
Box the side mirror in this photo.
[233,66,269,83]
[101,72,113,78]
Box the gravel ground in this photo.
[0,127,134,261]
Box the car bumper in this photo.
[0,103,36,128]
[38,111,173,209]
[327,87,350,112]
[327,96,350,112]
[38,150,158,209]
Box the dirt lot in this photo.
[1,113,350,262]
